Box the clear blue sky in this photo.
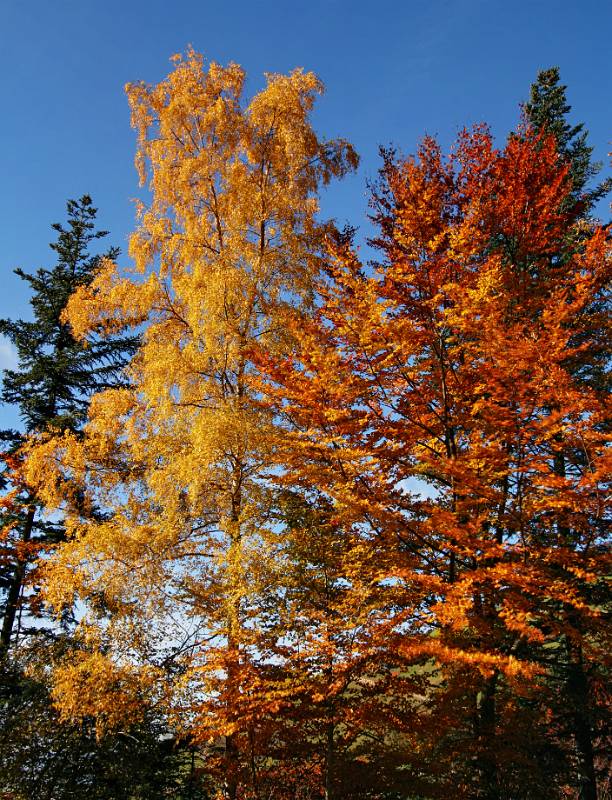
[1,0,610,428]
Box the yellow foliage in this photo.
[35,50,357,749]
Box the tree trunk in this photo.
[554,445,597,798]
[0,505,35,659]
[473,672,499,800]
[566,638,597,800]
[224,502,243,800]
[324,718,334,800]
[224,731,239,800]
[224,565,241,800]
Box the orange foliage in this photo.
[255,124,610,795]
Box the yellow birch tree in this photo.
[26,49,357,799]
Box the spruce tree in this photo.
[521,67,610,395]
[523,70,610,800]
[1,195,137,435]
[524,66,611,213]
[0,198,200,800]
[0,195,138,656]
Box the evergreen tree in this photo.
[0,195,138,656]
[0,198,201,800]
[0,195,137,435]
[524,66,611,213]
[523,68,610,399]
[523,69,610,800]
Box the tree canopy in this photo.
[1,54,609,800]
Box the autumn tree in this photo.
[27,50,357,800]
[0,655,199,800]
[250,490,422,799]
[0,198,189,800]
[256,124,610,798]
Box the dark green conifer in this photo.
[0,195,137,656]
[524,66,611,213]
[0,199,202,800]
[0,195,137,435]
[523,71,610,800]
[520,68,610,394]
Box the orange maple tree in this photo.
[24,50,358,799]
[255,124,610,798]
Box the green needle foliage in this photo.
[0,195,138,656]
[0,195,138,435]
[0,198,195,800]
[524,66,611,213]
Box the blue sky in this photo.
[1,0,610,428]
